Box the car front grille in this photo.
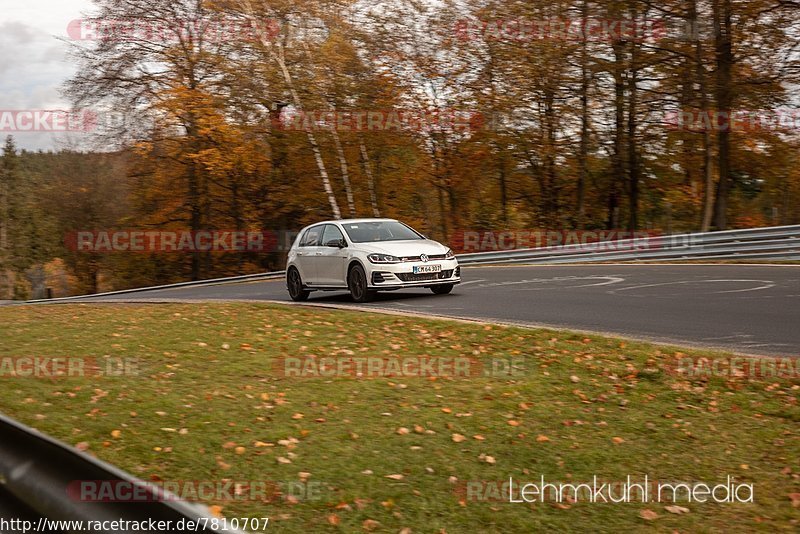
[400,254,448,262]
[396,270,454,282]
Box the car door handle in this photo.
[315,252,322,256]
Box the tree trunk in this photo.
[0,166,7,255]
[330,118,356,217]
[542,89,559,226]
[609,37,626,230]
[186,127,202,281]
[277,49,342,219]
[487,48,508,225]
[711,0,733,230]
[627,1,640,232]
[240,0,342,219]
[359,141,381,217]
[499,156,508,224]
[88,257,99,295]
[692,0,715,233]
[576,0,590,230]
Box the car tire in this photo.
[348,264,376,303]
[431,284,454,295]
[287,268,310,302]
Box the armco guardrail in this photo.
[456,225,800,265]
[0,414,239,534]
[25,271,286,304]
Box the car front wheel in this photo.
[287,268,310,302]
[431,284,454,295]
[348,264,376,303]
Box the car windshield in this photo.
[342,221,423,243]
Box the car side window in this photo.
[300,226,323,247]
[321,225,346,247]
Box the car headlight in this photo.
[445,248,455,259]
[368,253,402,264]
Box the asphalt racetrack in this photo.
[75,264,800,357]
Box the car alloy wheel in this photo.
[348,264,375,303]
[287,268,310,302]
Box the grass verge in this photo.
[0,303,798,532]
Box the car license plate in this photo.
[413,264,442,274]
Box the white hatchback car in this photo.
[286,219,461,302]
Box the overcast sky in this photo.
[2,0,97,151]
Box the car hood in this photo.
[357,240,449,257]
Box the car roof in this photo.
[308,218,398,227]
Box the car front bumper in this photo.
[367,260,461,290]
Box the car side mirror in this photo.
[326,239,346,248]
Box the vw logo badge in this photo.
[420,254,429,263]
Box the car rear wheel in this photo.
[287,268,310,302]
[348,264,376,303]
[431,284,454,295]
